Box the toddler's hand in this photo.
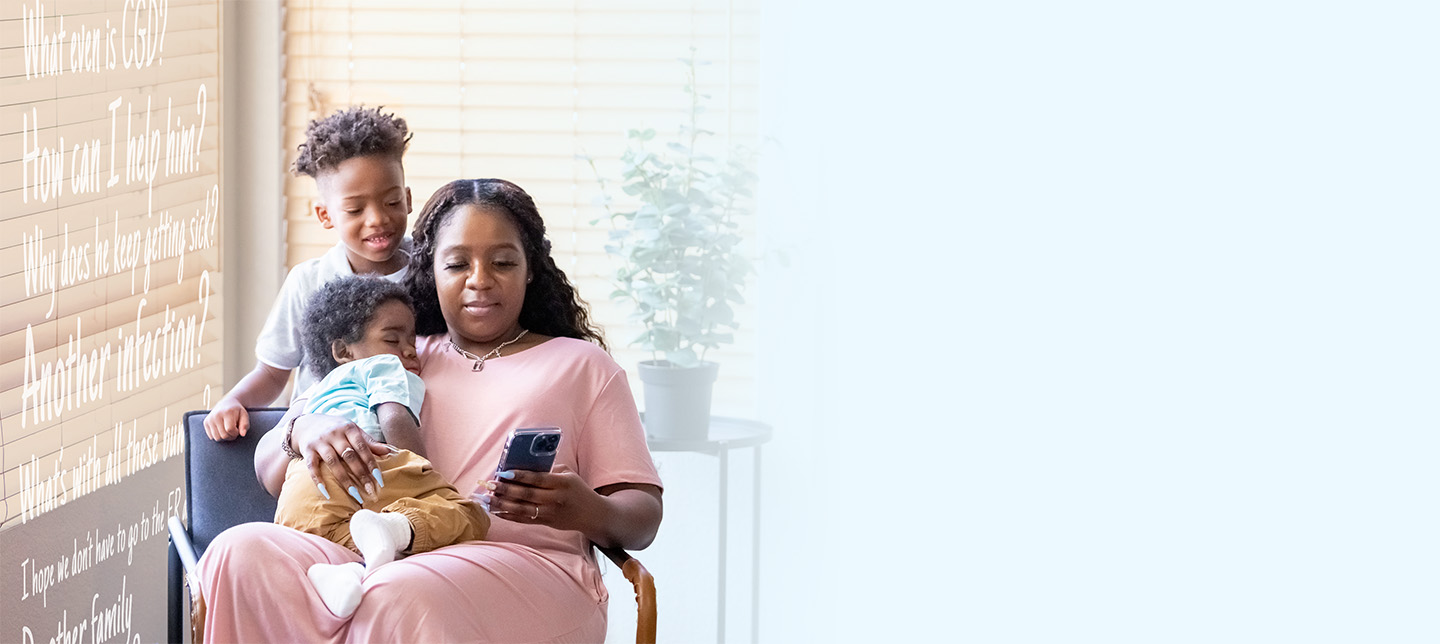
[204,398,249,441]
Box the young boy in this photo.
[205,106,414,441]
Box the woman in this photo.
[197,179,663,642]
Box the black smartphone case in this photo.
[497,427,561,473]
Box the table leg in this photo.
[718,447,728,644]
[751,445,762,643]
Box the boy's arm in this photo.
[377,402,424,457]
[214,256,311,441]
[204,362,292,441]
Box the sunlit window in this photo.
[281,0,763,414]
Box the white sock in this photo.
[307,562,364,618]
[351,509,412,570]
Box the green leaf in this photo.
[677,315,702,336]
[652,327,680,352]
[629,330,653,347]
[664,347,699,368]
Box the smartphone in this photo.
[496,427,562,474]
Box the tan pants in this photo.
[275,449,489,553]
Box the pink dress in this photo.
[197,336,662,643]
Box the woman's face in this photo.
[433,204,530,345]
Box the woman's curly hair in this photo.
[292,106,411,177]
[405,178,606,350]
[301,276,415,376]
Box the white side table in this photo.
[646,417,773,644]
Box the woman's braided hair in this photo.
[405,179,606,350]
[292,106,411,177]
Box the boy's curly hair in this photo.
[301,276,414,376]
[292,106,411,177]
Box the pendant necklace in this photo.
[449,329,529,372]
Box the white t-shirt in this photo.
[255,239,412,399]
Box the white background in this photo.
[745,1,1439,642]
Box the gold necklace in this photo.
[449,329,529,372]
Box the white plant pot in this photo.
[638,360,718,441]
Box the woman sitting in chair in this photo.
[197,178,664,642]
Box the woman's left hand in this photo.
[479,465,605,532]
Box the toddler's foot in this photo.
[352,509,412,570]
[307,562,364,618]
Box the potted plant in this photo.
[585,53,757,440]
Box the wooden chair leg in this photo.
[190,590,206,644]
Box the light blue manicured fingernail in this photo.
[348,486,363,504]
[497,470,515,480]
[373,468,385,488]
[317,483,331,500]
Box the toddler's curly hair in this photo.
[292,106,411,177]
[301,276,414,376]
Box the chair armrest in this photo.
[168,516,203,602]
[595,544,656,644]
[595,543,631,568]
[621,557,656,644]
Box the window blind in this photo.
[0,0,223,528]
[281,0,762,415]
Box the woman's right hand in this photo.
[290,413,392,505]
